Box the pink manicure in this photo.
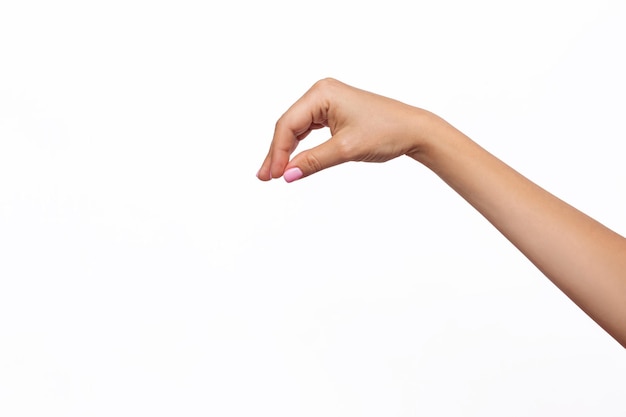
[283,167,303,183]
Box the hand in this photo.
[257,79,626,347]
[257,78,433,182]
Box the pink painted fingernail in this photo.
[283,167,303,183]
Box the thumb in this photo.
[282,134,349,183]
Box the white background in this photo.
[1,1,625,416]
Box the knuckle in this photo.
[274,114,286,131]
[304,153,323,174]
[335,137,355,161]
[312,77,339,93]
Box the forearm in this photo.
[259,78,625,345]
[410,113,626,347]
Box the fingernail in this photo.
[283,167,303,183]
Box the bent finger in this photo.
[257,80,334,181]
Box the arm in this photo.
[412,114,626,348]
[257,78,626,347]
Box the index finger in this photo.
[257,81,330,181]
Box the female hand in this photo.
[257,78,626,347]
[257,78,435,182]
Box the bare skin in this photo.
[257,78,626,348]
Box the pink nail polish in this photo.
[284,167,303,183]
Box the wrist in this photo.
[405,109,451,164]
